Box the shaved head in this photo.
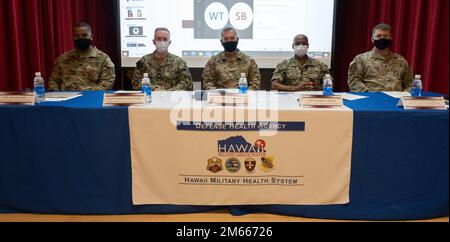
[293,34,309,44]
[74,21,92,35]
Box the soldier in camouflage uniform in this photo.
[132,28,192,91]
[272,34,330,91]
[48,22,115,91]
[348,23,414,92]
[202,27,261,90]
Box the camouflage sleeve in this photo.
[348,56,370,92]
[248,58,261,90]
[95,57,115,91]
[48,57,63,91]
[132,59,146,91]
[202,59,217,90]
[401,61,414,92]
[318,62,331,88]
[271,62,287,84]
[173,59,193,91]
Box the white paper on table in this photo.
[44,92,82,102]
[44,95,82,102]
[45,92,81,98]
[114,90,143,94]
[338,93,370,101]
[383,92,411,99]
[290,91,323,100]
[294,91,324,96]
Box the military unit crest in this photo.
[225,158,241,173]
[244,158,256,173]
[208,156,275,174]
[207,157,223,173]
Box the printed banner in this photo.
[129,106,353,205]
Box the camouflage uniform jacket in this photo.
[348,49,414,92]
[132,52,193,91]
[271,56,330,90]
[48,47,115,91]
[202,50,261,90]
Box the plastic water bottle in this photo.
[323,74,333,96]
[33,72,45,103]
[239,73,248,94]
[141,73,152,103]
[411,75,423,97]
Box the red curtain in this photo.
[333,0,449,94]
[0,0,118,91]
[0,0,448,94]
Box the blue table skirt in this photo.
[0,92,448,220]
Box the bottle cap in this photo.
[415,75,421,79]
[143,73,149,78]
[35,72,41,77]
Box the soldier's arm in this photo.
[96,57,115,91]
[174,60,193,91]
[402,63,414,92]
[248,59,261,90]
[132,60,146,91]
[48,59,62,91]
[202,60,217,90]
[348,57,370,92]
[271,62,291,91]
[316,62,332,89]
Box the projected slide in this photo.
[194,0,254,39]
[119,0,335,68]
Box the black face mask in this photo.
[74,38,92,51]
[374,38,392,50]
[222,41,238,52]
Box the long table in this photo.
[0,91,448,220]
